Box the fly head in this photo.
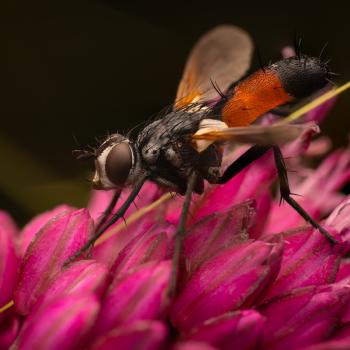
[92,134,137,190]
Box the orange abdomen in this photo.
[222,69,293,127]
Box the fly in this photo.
[66,25,347,293]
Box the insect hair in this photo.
[256,48,266,73]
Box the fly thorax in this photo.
[141,143,161,165]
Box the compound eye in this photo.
[105,142,133,186]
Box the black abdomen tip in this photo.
[270,55,330,98]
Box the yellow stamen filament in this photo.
[0,300,14,313]
[280,81,350,124]
[95,192,175,246]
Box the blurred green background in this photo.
[4,0,350,224]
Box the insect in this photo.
[67,25,341,286]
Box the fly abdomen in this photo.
[221,55,331,127]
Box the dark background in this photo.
[4,0,350,224]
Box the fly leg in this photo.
[272,146,338,244]
[168,171,198,297]
[95,188,122,233]
[216,145,337,244]
[217,145,271,184]
[64,174,149,266]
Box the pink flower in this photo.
[90,320,168,350]
[170,237,283,331]
[2,83,350,350]
[35,259,109,309]
[14,209,94,315]
[20,204,75,256]
[11,295,100,350]
[184,310,266,350]
[259,228,344,301]
[258,283,350,350]
[0,223,19,307]
[94,260,171,336]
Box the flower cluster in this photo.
[2,102,350,350]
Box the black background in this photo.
[4,0,350,223]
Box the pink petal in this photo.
[265,148,350,234]
[14,209,94,315]
[170,237,283,331]
[326,197,350,239]
[299,338,350,350]
[94,260,171,335]
[264,203,317,234]
[259,227,343,302]
[336,259,350,282]
[12,294,99,350]
[0,210,18,238]
[305,136,332,157]
[0,226,19,306]
[172,341,218,350]
[282,46,295,58]
[185,310,266,350]
[297,149,350,212]
[110,222,174,276]
[304,96,337,124]
[182,201,256,281]
[35,259,109,308]
[193,151,276,221]
[258,283,350,350]
[92,214,159,267]
[20,204,75,256]
[90,320,168,350]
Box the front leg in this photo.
[64,173,149,266]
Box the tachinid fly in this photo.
[67,25,340,290]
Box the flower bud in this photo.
[11,295,99,350]
[259,283,350,350]
[182,201,256,280]
[14,209,94,315]
[20,205,74,256]
[0,226,19,306]
[90,320,168,350]
[172,341,218,350]
[259,228,343,302]
[94,260,171,335]
[36,259,109,308]
[185,310,266,350]
[110,222,174,276]
[171,237,283,331]
[0,210,18,238]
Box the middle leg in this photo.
[168,171,198,297]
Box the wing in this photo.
[175,25,253,109]
[192,120,319,152]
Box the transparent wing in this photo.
[175,25,253,109]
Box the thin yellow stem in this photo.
[0,300,14,313]
[95,192,175,246]
[279,81,350,124]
